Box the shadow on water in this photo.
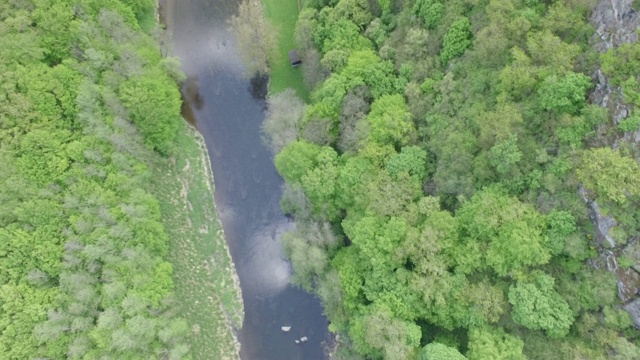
[249,73,269,101]
[180,77,202,126]
[159,0,332,359]
[184,77,205,110]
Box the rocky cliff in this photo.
[588,0,640,325]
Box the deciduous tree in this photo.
[229,0,277,76]
[509,273,574,338]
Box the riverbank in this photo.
[152,1,244,357]
[148,120,244,359]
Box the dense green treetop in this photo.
[271,0,640,358]
[0,1,189,358]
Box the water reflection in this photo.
[243,221,294,293]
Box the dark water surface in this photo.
[159,0,331,359]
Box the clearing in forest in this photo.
[262,0,310,100]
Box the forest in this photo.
[0,0,245,359]
[259,0,640,358]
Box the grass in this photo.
[148,121,244,360]
[262,0,310,101]
[139,6,157,33]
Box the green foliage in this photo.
[488,134,522,175]
[601,43,640,86]
[0,2,210,359]
[282,222,338,290]
[467,326,525,360]
[538,72,592,115]
[262,0,310,98]
[420,342,467,360]
[119,70,182,153]
[603,306,634,331]
[618,113,640,132]
[440,18,472,65]
[413,0,445,29]
[578,148,640,206]
[545,210,577,255]
[366,94,414,146]
[275,141,341,219]
[365,18,389,47]
[274,0,629,358]
[509,273,575,338]
[386,146,428,181]
[617,255,634,269]
[377,0,391,12]
[557,269,617,313]
[476,103,524,150]
[300,146,341,219]
[498,47,537,101]
[275,140,323,183]
[121,0,157,22]
[336,155,378,211]
[341,50,400,98]
[350,307,422,360]
[455,188,551,276]
[431,126,477,197]
[32,0,78,64]
[527,31,580,73]
[318,17,372,54]
[333,0,373,28]
[556,105,608,148]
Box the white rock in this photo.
[281,326,291,332]
[300,336,308,342]
[295,340,300,344]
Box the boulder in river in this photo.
[300,336,308,342]
[281,326,291,332]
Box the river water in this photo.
[159,0,331,358]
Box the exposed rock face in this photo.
[591,0,639,51]
[580,186,617,248]
[590,69,631,127]
[590,0,640,145]
[624,298,640,327]
[607,252,640,302]
[588,0,640,324]
[590,0,638,127]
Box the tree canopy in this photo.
[270,0,640,358]
[0,1,197,358]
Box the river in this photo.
[159,0,331,359]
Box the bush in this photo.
[440,18,472,66]
[618,114,640,132]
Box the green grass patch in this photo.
[263,0,310,101]
[148,121,244,360]
[138,7,157,33]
